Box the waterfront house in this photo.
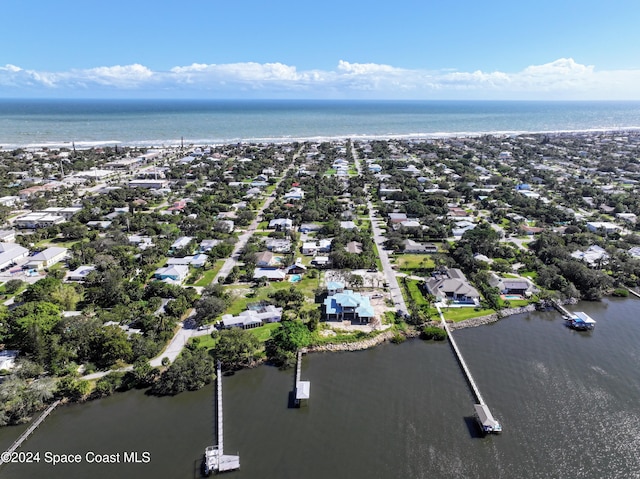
[323,289,375,324]
[500,279,531,296]
[220,305,283,330]
[424,268,480,306]
[571,245,609,267]
[326,281,345,295]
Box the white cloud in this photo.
[83,64,154,86]
[337,60,401,75]
[1,58,640,99]
[1,64,22,73]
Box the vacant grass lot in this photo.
[395,254,435,272]
[224,274,321,316]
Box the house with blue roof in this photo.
[323,290,375,324]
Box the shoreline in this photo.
[3,128,640,151]
[306,298,582,352]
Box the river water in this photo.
[1,297,640,479]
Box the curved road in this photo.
[82,149,304,380]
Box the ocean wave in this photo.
[3,126,640,150]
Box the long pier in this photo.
[293,349,310,407]
[551,299,573,318]
[203,362,240,475]
[436,307,501,433]
[0,400,60,466]
[626,288,640,299]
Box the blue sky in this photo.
[2,0,640,99]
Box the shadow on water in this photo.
[193,458,206,479]
[287,390,296,409]
[463,416,485,439]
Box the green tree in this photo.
[90,325,133,369]
[9,302,62,365]
[212,328,261,370]
[265,319,311,367]
[152,347,215,395]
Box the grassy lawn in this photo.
[192,322,280,351]
[248,322,280,342]
[224,274,321,316]
[191,334,218,350]
[520,271,538,280]
[441,307,495,322]
[371,243,383,270]
[190,260,225,287]
[395,254,435,272]
[324,168,337,175]
[499,299,530,308]
[404,279,428,306]
[35,238,83,249]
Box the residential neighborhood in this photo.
[2,130,640,422]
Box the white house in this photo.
[154,265,189,283]
[25,247,68,270]
[586,221,622,234]
[66,265,96,282]
[0,243,29,270]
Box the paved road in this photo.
[82,148,306,380]
[213,148,302,284]
[352,146,408,316]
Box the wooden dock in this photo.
[293,349,310,407]
[436,306,501,433]
[551,299,573,319]
[203,362,239,475]
[626,288,640,299]
[0,400,60,467]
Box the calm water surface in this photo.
[1,298,639,479]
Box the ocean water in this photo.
[1,99,640,148]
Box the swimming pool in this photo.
[289,274,302,283]
[503,294,522,300]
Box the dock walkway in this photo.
[293,349,310,407]
[551,299,573,318]
[436,308,485,405]
[0,400,60,467]
[203,362,240,475]
[436,307,501,433]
